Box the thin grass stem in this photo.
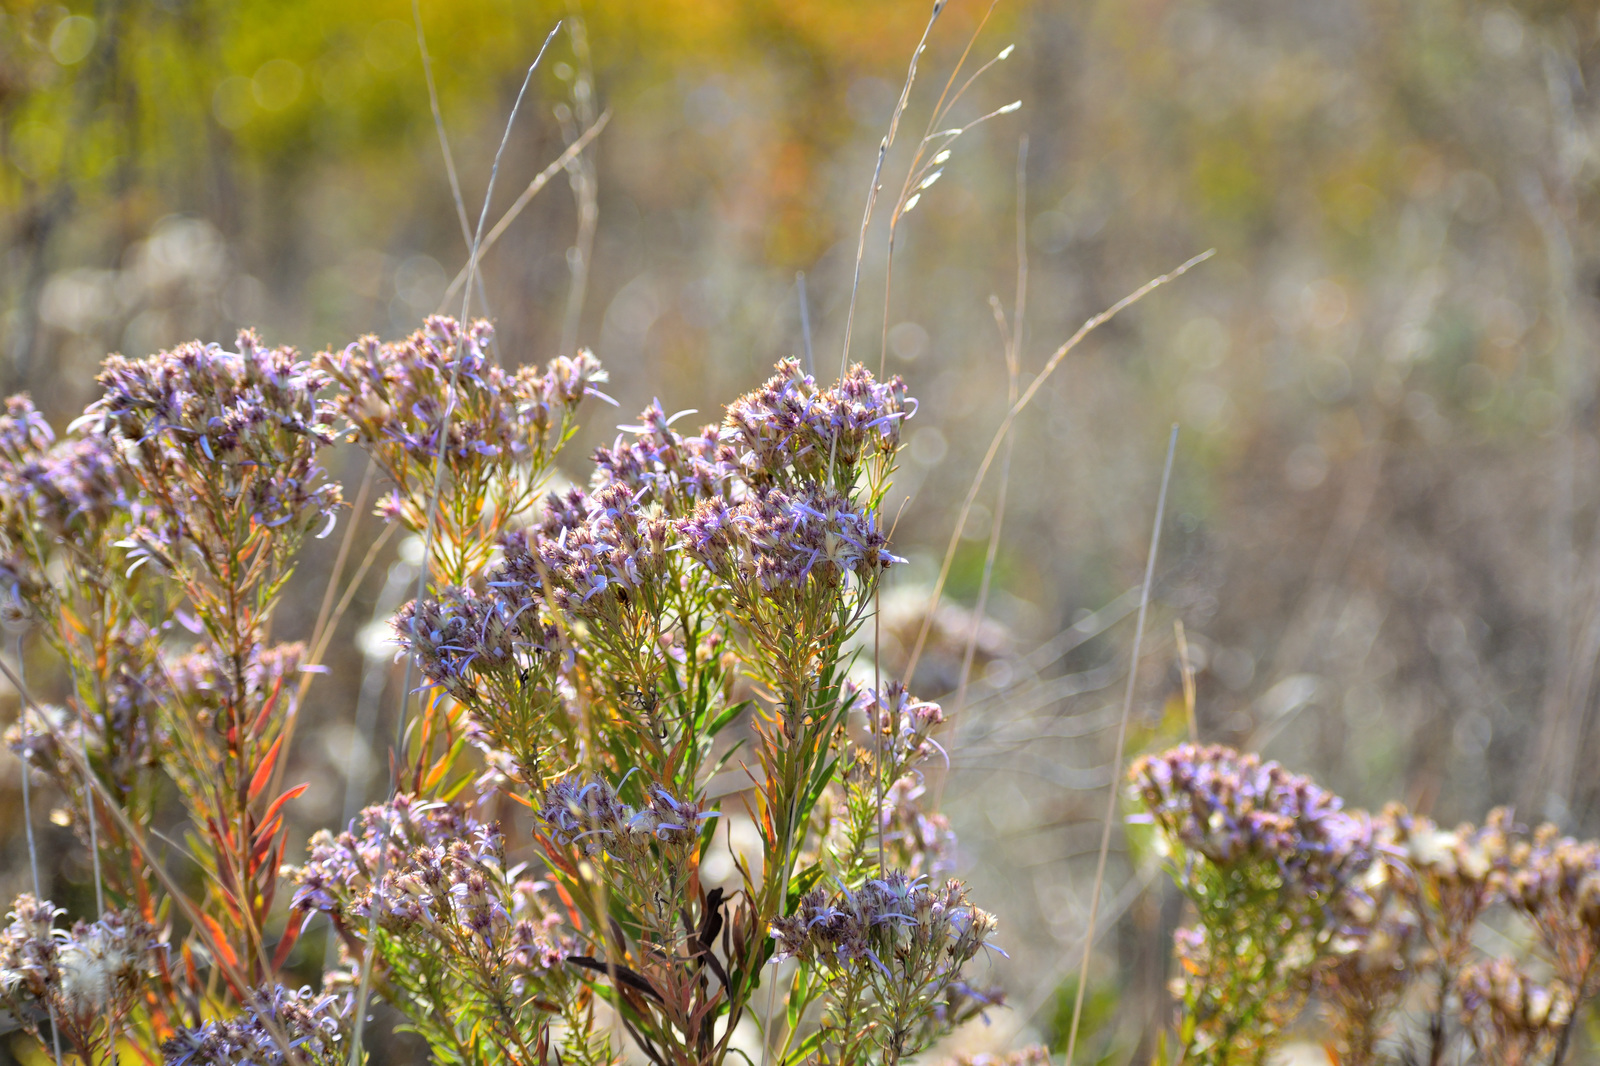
[1062,423,1179,1066]
[903,249,1213,684]
[349,27,561,1065]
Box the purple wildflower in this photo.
[494,484,674,637]
[538,773,712,858]
[677,483,902,595]
[318,317,606,527]
[592,400,739,514]
[723,360,911,488]
[86,331,341,538]
[161,984,353,1066]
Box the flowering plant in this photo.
[1132,744,1600,1065]
[0,313,999,1066]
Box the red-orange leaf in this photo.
[199,913,239,971]
[248,735,284,802]
[259,783,307,827]
[271,911,310,972]
[251,674,285,739]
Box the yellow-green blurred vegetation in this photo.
[6,0,1600,1058]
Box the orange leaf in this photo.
[251,674,285,739]
[248,735,284,802]
[199,913,239,972]
[260,783,308,827]
[271,911,310,972]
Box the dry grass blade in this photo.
[438,110,611,312]
[414,0,493,328]
[839,0,946,379]
[903,249,1214,684]
[1062,423,1179,1066]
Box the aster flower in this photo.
[494,484,675,684]
[0,395,55,466]
[537,773,713,860]
[19,432,133,545]
[161,984,354,1066]
[1129,743,1374,899]
[846,681,947,777]
[289,793,478,923]
[677,483,902,598]
[318,316,606,581]
[86,331,342,545]
[392,584,566,778]
[1130,744,1379,1064]
[722,360,911,490]
[592,400,739,515]
[770,873,999,1062]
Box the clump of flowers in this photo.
[380,354,994,1066]
[591,400,738,515]
[771,873,1001,1065]
[318,315,608,583]
[1129,744,1378,1063]
[161,984,355,1066]
[1134,745,1600,1065]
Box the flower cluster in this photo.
[848,681,947,777]
[722,360,910,488]
[19,433,131,545]
[294,796,576,1062]
[1130,743,1374,897]
[290,793,477,922]
[321,317,606,471]
[0,895,157,1057]
[1505,827,1600,991]
[497,484,674,637]
[319,316,607,564]
[0,395,55,467]
[592,400,739,515]
[161,985,354,1066]
[771,873,995,973]
[1131,745,1380,1065]
[538,774,714,860]
[677,484,902,596]
[772,874,999,1062]
[393,583,565,777]
[86,331,341,541]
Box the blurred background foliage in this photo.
[5,0,1600,1058]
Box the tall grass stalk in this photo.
[1062,423,1178,1066]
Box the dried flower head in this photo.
[1,895,157,1056]
[1458,957,1572,1066]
